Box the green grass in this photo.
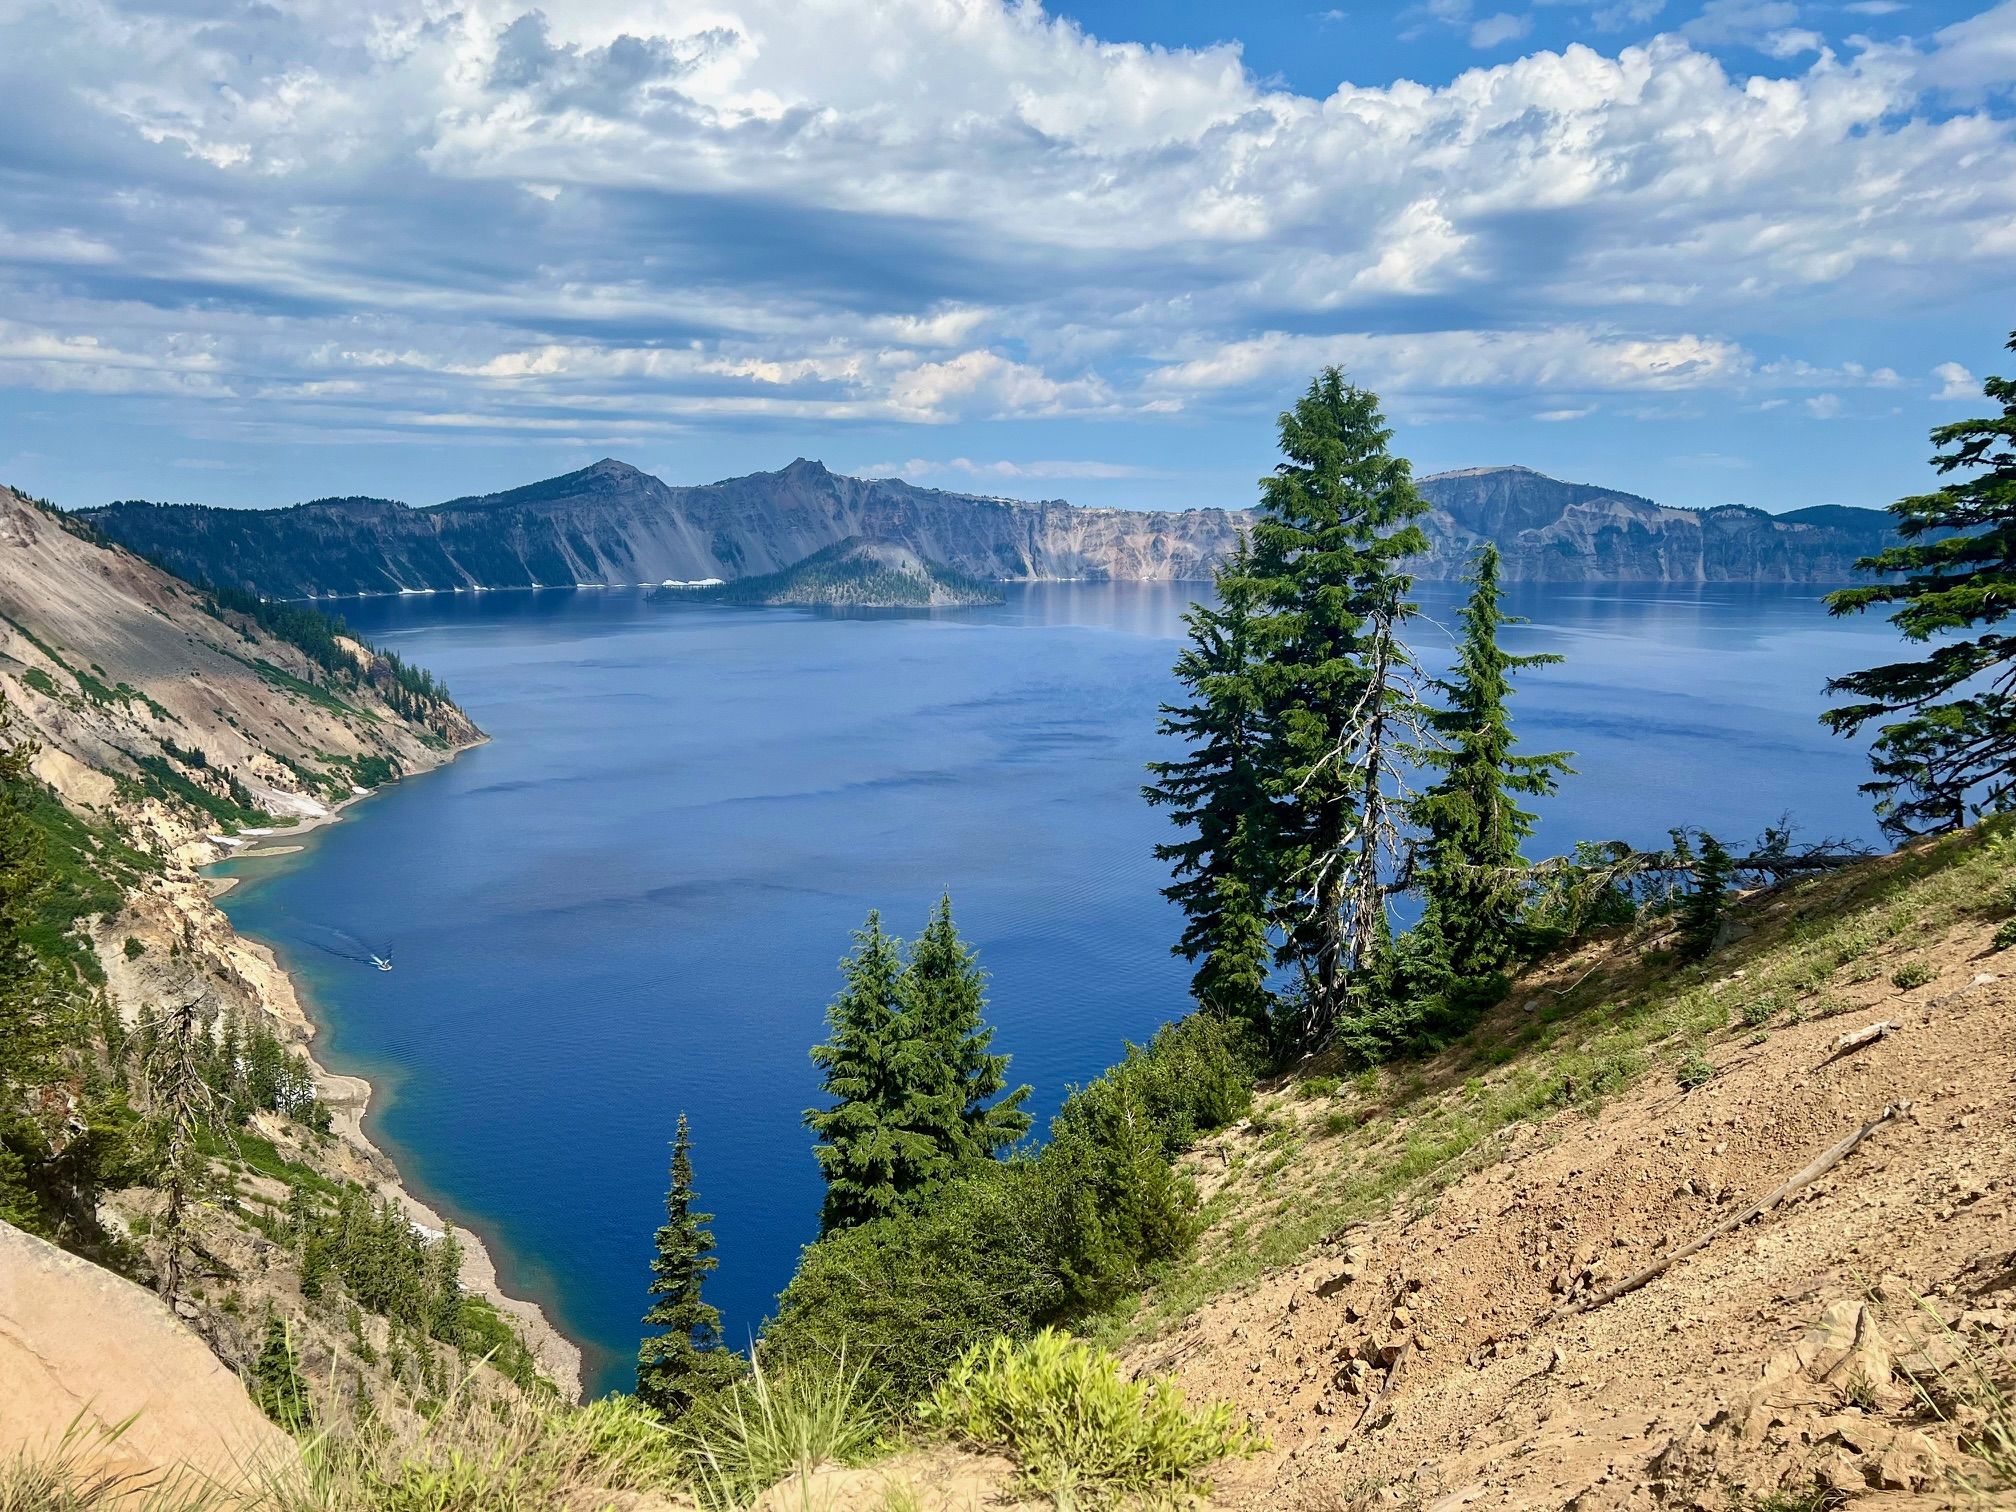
[680,1350,884,1510]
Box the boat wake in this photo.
[295,922,393,973]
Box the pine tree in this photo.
[145,990,217,1306]
[804,912,942,1233]
[1232,369,1433,1049]
[1677,832,1734,960]
[426,1224,464,1345]
[1414,546,1573,981]
[636,1114,736,1418]
[1823,331,2016,836]
[1144,539,1278,1030]
[0,697,54,1233]
[900,897,1031,1165]
[251,1313,311,1432]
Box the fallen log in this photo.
[1815,1019,1900,1070]
[1543,1102,1911,1323]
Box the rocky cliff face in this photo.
[82,460,1896,600]
[1413,466,1897,583]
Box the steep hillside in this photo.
[0,486,476,832]
[0,482,583,1487]
[80,460,1897,600]
[1109,820,2016,1509]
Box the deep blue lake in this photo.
[210,581,1896,1398]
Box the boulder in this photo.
[0,1221,294,1497]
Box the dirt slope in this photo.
[1123,828,2016,1509]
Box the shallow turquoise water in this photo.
[210,581,1894,1397]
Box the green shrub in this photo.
[766,1164,1062,1405]
[121,937,144,960]
[1737,991,1782,1028]
[1296,1074,1341,1099]
[1994,919,2016,952]
[1890,961,1936,990]
[1038,1073,1199,1313]
[1676,1053,1715,1090]
[920,1329,1261,1507]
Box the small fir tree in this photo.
[1824,330,2016,836]
[1677,831,1735,960]
[1144,539,1278,1031]
[900,897,1031,1165]
[805,912,941,1233]
[251,1313,311,1432]
[636,1114,736,1418]
[1413,545,1573,980]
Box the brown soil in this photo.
[1122,856,2015,1509]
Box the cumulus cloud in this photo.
[1933,361,1979,400]
[0,0,2010,449]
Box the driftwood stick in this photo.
[1545,1103,1910,1323]
[1816,1020,1901,1071]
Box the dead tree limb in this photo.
[1543,1102,1911,1323]
[1815,1020,1901,1071]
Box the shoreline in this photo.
[195,751,589,1402]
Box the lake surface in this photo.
[211,581,1897,1397]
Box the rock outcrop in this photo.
[82,460,1899,600]
[0,1219,295,1495]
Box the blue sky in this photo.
[0,0,2011,515]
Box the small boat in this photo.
[370,955,392,973]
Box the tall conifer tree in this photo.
[1228,369,1432,1049]
[901,897,1031,1165]
[1823,330,2016,836]
[804,913,939,1234]
[1414,545,1572,980]
[637,1113,735,1418]
[1144,539,1277,1030]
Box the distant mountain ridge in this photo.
[81,459,1898,598]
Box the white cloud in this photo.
[861,458,1156,483]
[1146,327,1750,395]
[1805,391,1842,417]
[1469,12,1535,47]
[1933,361,1979,399]
[0,0,2009,442]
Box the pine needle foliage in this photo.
[1824,328,2016,837]
[1143,538,1276,1031]
[637,1113,738,1419]
[1413,544,1573,981]
[805,904,1029,1235]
